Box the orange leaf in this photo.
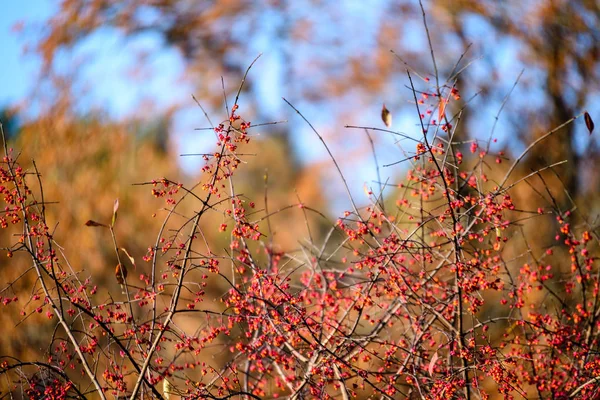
[438,99,446,122]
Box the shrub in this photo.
[1,64,599,400]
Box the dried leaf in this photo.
[584,111,594,135]
[115,263,128,294]
[115,263,127,283]
[163,378,173,400]
[438,99,446,122]
[84,220,108,228]
[381,104,392,128]
[111,198,119,226]
[120,247,137,270]
[363,183,371,198]
[428,352,439,377]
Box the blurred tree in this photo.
[433,0,600,205]
[0,91,183,365]
[33,1,600,201]
[0,107,20,140]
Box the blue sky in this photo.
[1,2,197,118]
[1,2,209,172]
[0,2,54,107]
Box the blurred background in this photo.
[2,1,599,206]
[1,0,600,395]
[3,1,600,192]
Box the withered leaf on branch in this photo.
[584,111,594,135]
[84,220,108,228]
[428,352,439,377]
[112,198,119,226]
[114,263,127,284]
[438,99,446,122]
[115,263,128,294]
[163,378,174,400]
[120,247,137,270]
[381,104,392,128]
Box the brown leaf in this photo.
[115,263,128,284]
[111,198,119,226]
[84,220,108,228]
[584,111,594,135]
[120,247,137,270]
[381,104,392,128]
